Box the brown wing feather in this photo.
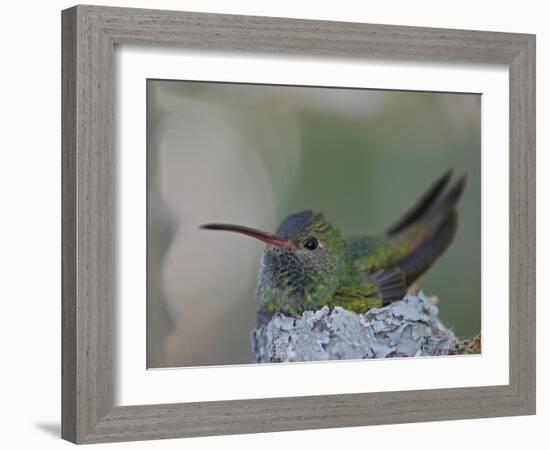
[366,267,407,305]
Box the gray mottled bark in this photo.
[251,292,458,363]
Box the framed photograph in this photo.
[61,5,535,444]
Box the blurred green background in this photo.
[147,80,481,368]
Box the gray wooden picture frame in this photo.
[61,4,536,444]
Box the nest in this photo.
[251,292,467,363]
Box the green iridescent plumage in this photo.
[201,171,466,319]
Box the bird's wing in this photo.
[331,283,384,313]
[332,267,406,313]
[364,267,407,305]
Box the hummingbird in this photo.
[201,171,466,319]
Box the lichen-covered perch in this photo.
[252,292,476,363]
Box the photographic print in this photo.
[147,80,481,368]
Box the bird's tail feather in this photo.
[388,172,467,285]
[387,169,453,236]
[397,210,458,285]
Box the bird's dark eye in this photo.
[303,237,319,251]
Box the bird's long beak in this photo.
[200,223,289,247]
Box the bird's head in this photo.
[201,210,348,311]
